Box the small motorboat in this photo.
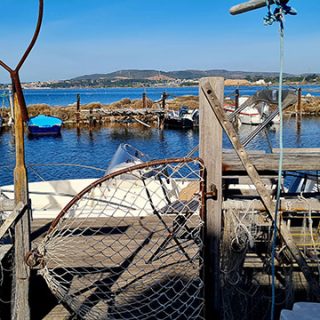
[224,97,273,125]
[27,114,63,136]
[224,89,297,126]
[165,106,198,129]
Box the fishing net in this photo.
[29,158,206,320]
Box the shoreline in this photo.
[0,81,319,91]
[0,94,319,129]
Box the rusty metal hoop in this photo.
[0,0,44,121]
[29,157,207,320]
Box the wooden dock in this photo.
[29,214,203,319]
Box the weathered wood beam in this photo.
[230,0,276,15]
[0,198,15,211]
[272,148,320,154]
[201,80,320,300]
[199,77,224,319]
[0,244,12,263]
[223,152,320,172]
[12,92,31,320]
[0,202,26,240]
[223,199,320,212]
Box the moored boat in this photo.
[224,96,274,125]
[224,89,297,126]
[27,114,63,136]
[165,106,198,129]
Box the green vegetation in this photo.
[43,79,167,89]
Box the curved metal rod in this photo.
[47,157,205,234]
[16,0,44,72]
[0,0,43,73]
[0,0,44,121]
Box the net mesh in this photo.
[33,158,205,320]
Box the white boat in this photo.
[224,89,298,126]
[0,144,200,220]
[224,97,278,125]
[165,106,198,129]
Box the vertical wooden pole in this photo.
[89,108,94,131]
[296,87,302,114]
[295,88,302,137]
[199,77,224,320]
[235,88,240,110]
[142,92,147,109]
[76,94,81,128]
[9,89,14,125]
[12,93,30,320]
[161,91,167,110]
[158,92,167,130]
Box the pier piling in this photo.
[199,77,224,320]
[76,93,81,128]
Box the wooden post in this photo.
[235,89,240,110]
[230,0,276,15]
[199,77,224,319]
[76,94,81,128]
[142,92,147,109]
[161,91,167,110]
[296,87,302,114]
[201,80,320,300]
[295,87,302,137]
[12,93,30,320]
[9,89,14,125]
[89,108,94,130]
[157,92,167,130]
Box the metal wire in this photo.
[28,158,206,320]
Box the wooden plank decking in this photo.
[30,215,204,319]
[223,150,320,172]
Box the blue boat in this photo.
[27,115,63,136]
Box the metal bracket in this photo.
[206,184,217,200]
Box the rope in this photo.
[270,23,284,320]
[265,1,297,318]
[264,0,297,26]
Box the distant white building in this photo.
[255,79,266,85]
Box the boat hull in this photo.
[28,125,61,136]
[164,117,193,129]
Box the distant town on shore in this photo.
[1,69,320,89]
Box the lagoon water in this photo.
[1,116,320,186]
[0,85,319,106]
[0,85,320,186]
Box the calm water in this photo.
[0,85,319,106]
[0,115,319,186]
[0,85,320,186]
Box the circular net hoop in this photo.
[35,158,206,320]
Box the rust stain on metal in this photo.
[0,0,43,122]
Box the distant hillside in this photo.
[71,69,292,81]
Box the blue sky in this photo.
[0,0,319,82]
